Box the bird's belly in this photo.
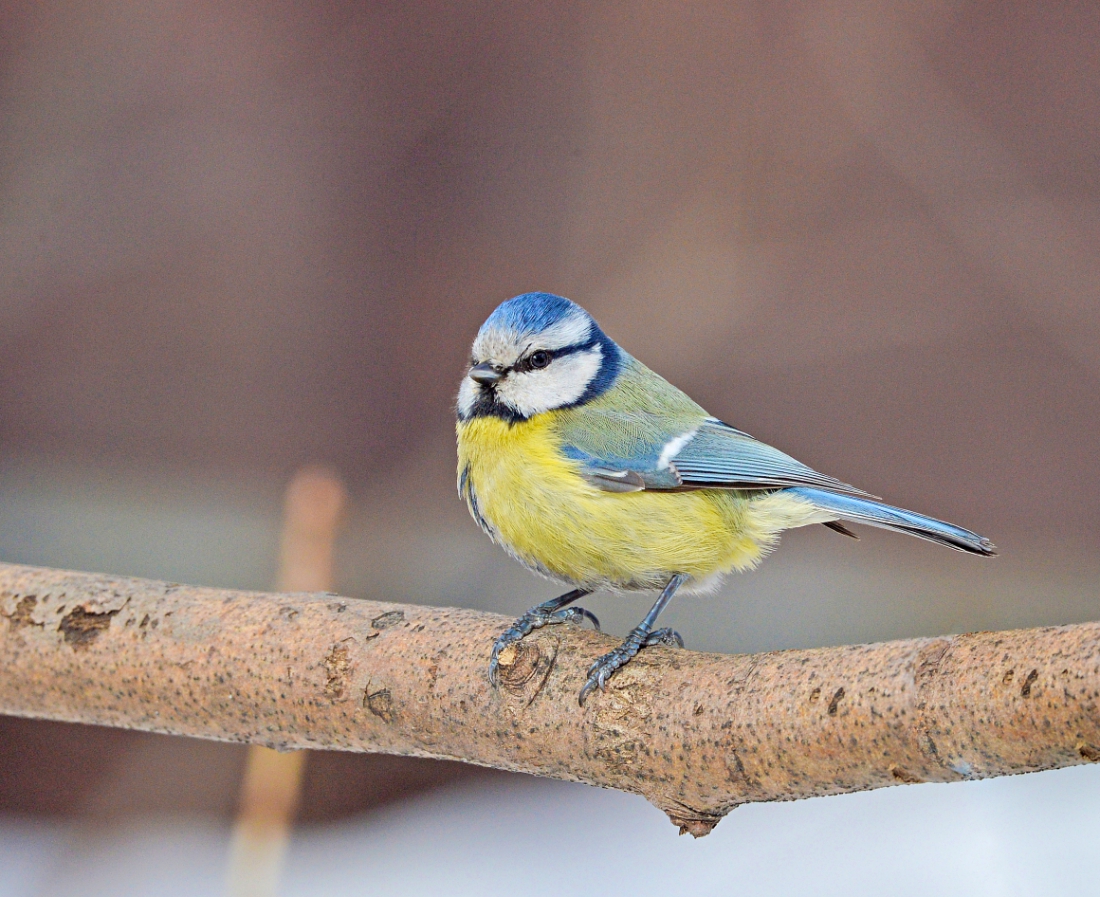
[457,415,781,590]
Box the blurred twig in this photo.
[227,466,346,897]
[1,561,1098,836]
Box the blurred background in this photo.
[1,1,1099,894]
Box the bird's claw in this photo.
[488,603,599,686]
[644,627,684,648]
[561,606,601,630]
[578,626,685,705]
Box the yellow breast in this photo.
[456,413,811,590]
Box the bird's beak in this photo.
[469,362,503,386]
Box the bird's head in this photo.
[458,292,621,422]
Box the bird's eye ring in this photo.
[529,350,551,370]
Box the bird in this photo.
[455,292,996,705]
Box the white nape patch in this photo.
[457,376,477,417]
[657,428,698,470]
[498,345,603,417]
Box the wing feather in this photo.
[563,416,874,498]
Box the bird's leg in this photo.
[488,589,597,685]
[578,573,687,705]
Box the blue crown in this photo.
[483,292,586,337]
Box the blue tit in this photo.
[456,292,995,705]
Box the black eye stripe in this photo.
[513,349,552,373]
[551,340,595,358]
[511,339,598,373]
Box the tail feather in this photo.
[788,487,997,556]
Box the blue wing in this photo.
[562,416,875,498]
[668,419,876,496]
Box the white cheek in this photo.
[457,377,477,417]
[499,348,603,417]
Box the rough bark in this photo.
[1,562,1098,836]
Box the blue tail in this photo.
[788,487,997,556]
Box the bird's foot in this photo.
[489,599,599,686]
[578,625,684,705]
[643,627,684,649]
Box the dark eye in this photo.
[529,350,551,370]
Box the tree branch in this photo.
[1,561,1098,835]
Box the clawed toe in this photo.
[491,577,690,704]
[488,590,596,685]
[578,640,640,705]
[645,627,683,648]
[560,606,600,631]
[578,625,686,705]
